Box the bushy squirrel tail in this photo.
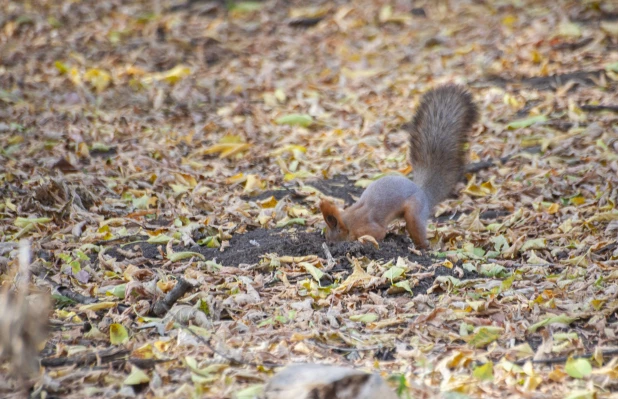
[407,84,478,208]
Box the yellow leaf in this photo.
[258,196,278,208]
[586,210,618,224]
[131,343,155,360]
[502,15,517,27]
[473,361,494,381]
[226,173,246,184]
[546,203,560,214]
[110,323,129,345]
[244,174,265,193]
[342,67,382,79]
[463,176,498,197]
[55,60,69,74]
[570,196,586,206]
[69,67,82,86]
[79,302,118,312]
[530,50,542,64]
[548,367,567,382]
[159,65,191,84]
[84,68,112,92]
[335,258,377,293]
[274,88,286,103]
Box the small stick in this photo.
[322,243,336,271]
[152,278,194,317]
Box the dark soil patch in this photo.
[104,173,497,295]
[105,227,478,296]
[112,228,435,268]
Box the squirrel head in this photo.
[319,199,349,242]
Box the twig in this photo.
[322,243,336,271]
[55,286,98,304]
[465,155,512,174]
[152,278,194,317]
[580,104,618,113]
[310,340,387,353]
[41,347,129,368]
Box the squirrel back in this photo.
[407,84,478,208]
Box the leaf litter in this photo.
[1,0,618,398]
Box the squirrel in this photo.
[319,84,478,249]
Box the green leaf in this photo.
[92,142,111,152]
[528,314,579,333]
[473,361,494,381]
[197,236,220,248]
[349,313,379,323]
[383,266,405,280]
[235,384,264,399]
[229,1,263,12]
[132,195,151,210]
[394,280,412,293]
[521,238,547,252]
[466,326,503,348]
[491,235,509,252]
[606,62,618,73]
[105,283,126,299]
[109,323,129,345]
[124,365,150,385]
[565,390,595,399]
[167,251,206,262]
[300,262,324,282]
[500,275,515,292]
[70,260,81,274]
[147,234,174,244]
[479,263,507,277]
[275,217,306,228]
[506,115,547,129]
[565,357,592,379]
[274,114,313,127]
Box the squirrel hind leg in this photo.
[403,204,429,249]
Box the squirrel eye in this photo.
[326,215,338,228]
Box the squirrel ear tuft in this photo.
[319,200,343,230]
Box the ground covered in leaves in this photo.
[1,0,618,398]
